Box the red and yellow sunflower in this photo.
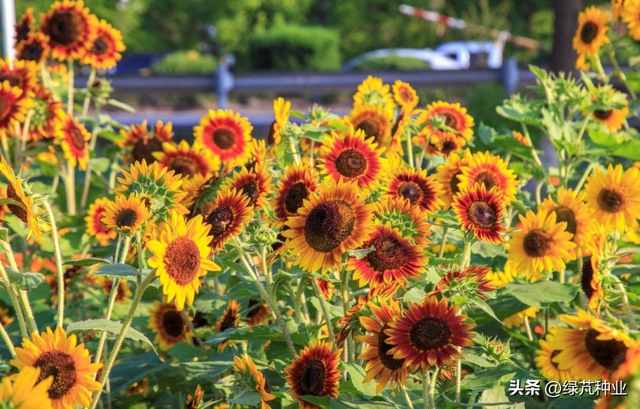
[346,103,393,148]
[81,19,125,69]
[0,81,30,137]
[220,164,272,209]
[272,162,319,228]
[25,86,62,142]
[55,112,91,170]
[155,140,219,179]
[194,109,252,167]
[216,299,241,351]
[16,33,51,64]
[453,184,505,244]
[266,97,290,149]
[457,151,518,205]
[119,120,174,164]
[15,8,35,43]
[85,197,116,245]
[386,167,445,213]
[418,101,474,144]
[204,188,253,251]
[39,0,99,61]
[149,301,192,351]
[435,149,472,208]
[0,57,38,99]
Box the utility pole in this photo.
[1,0,16,61]
[550,0,582,73]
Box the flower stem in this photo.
[406,130,414,168]
[402,386,415,409]
[455,349,462,402]
[575,162,596,192]
[81,103,102,209]
[523,315,534,341]
[423,372,432,409]
[67,60,74,115]
[0,135,11,168]
[5,251,37,335]
[460,235,472,269]
[617,281,638,331]
[0,263,28,338]
[64,163,77,216]
[431,367,440,406]
[311,277,335,340]
[289,138,301,165]
[0,322,16,358]
[439,226,448,259]
[44,201,66,327]
[82,68,96,118]
[309,141,315,166]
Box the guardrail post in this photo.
[216,54,235,110]
[502,57,519,95]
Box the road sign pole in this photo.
[1,0,16,62]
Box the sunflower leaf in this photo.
[505,281,579,308]
[0,198,26,211]
[342,362,376,396]
[4,267,45,291]
[231,390,262,407]
[63,257,111,267]
[470,297,503,324]
[96,263,140,278]
[66,319,157,355]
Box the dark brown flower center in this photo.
[441,140,457,155]
[474,171,497,190]
[285,182,310,214]
[400,89,411,102]
[68,124,86,151]
[443,113,458,129]
[163,237,201,286]
[467,201,497,228]
[298,359,327,396]
[366,234,408,272]
[0,95,10,121]
[91,36,109,56]
[115,208,138,228]
[162,309,185,338]
[522,229,551,257]
[266,121,277,146]
[553,206,577,235]
[594,110,613,120]
[6,183,28,223]
[35,350,77,399]
[335,148,367,178]
[246,299,263,320]
[550,350,561,369]
[212,128,236,150]
[449,170,463,196]
[219,309,237,331]
[409,317,452,351]
[16,20,31,43]
[304,200,355,252]
[0,73,21,89]
[585,329,627,371]
[378,323,405,370]
[206,205,235,238]
[271,230,287,252]
[356,118,381,142]
[580,22,599,44]
[240,180,259,206]
[132,136,163,164]
[169,157,198,177]
[581,257,595,300]
[48,11,83,46]
[397,182,422,204]
[19,42,44,62]
[597,188,624,213]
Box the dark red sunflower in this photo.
[272,162,319,228]
[349,222,426,289]
[39,0,98,61]
[221,164,272,210]
[81,19,125,69]
[386,167,445,213]
[386,296,475,370]
[0,58,37,100]
[336,295,369,346]
[216,299,241,351]
[119,120,173,164]
[204,188,253,251]
[15,8,34,43]
[16,33,51,64]
[285,341,342,409]
[453,184,505,244]
[244,299,270,327]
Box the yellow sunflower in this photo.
[435,149,472,208]
[574,7,610,54]
[584,164,640,232]
[16,33,50,64]
[39,0,99,61]
[55,112,91,170]
[392,80,418,113]
[194,109,252,168]
[353,76,395,112]
[0,81,30,137]
[535,329,574,382]
[81,19,125,69]
[539,187,595,253]
[11,326,102,409]
[0,367,53,409]
[457,151,518,205]
[622,0,640,40]
[0,157,46,242]
[418,101,475,144]
[154,140,219,179]
[589,88,629,132]
[147,210,220,310]
[233,355,276,409]
[102,193,151,235]
[346,103,393,148]
[283,179,375,273]
[266,97,290,149]
[85,197,116,245]
[507,209,577,277]
[148,301,192,351]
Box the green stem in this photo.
[608,48,637,100]
[309,141,315,167]
[575,162,596,192]
[0,263,28,338]
[524,315,534,341]
[455,348,462,402]
[20,110,34,155]
[289,138,301,165]
[460,235,472,269]
[89,273,156,409]
[311,277,335,340]
[5,252,37,335]
[402,386,415,409]
[439,226,448,259]
[0,135,11,168]
[406,129,415,168]
[81,104,102,209]
[44,201,66,327]
[0,322,16,358]
[82,68,96,117]
[423,372,432,409]
[64,163,76,216]
[340,269,355,363]
[617,281,638,331]
[431,367,440,407]
[67,61,74,115]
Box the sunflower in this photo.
[203,188,253,251]
[15,8,35,43]
[0,157,45,242]
[54,113,91,170]
[373,196,432,247]
[0,57,38,99]
[285,341,342,409]
[0,81,30,137]
[392,80,418,112]
[102,193,151,235]
[119,120,174,164]
[574,7,610,54]
[147,210,220,310]
[584,164,640,232]
[11,326,102,409]
[346,103,393,148]
[97,277,132,304]
[386,167,445,213]
[39,1,98,61]
[194,109,252,168]
[457,151,518,205]
[283,179,375,273]
[246,138,267,171]
[507,209,577,278]
[245,299,270,327]
[576,53,592,72]
[418,101,474,144]
[85,197,116,245]
[216,300,241,351]
[613,0,626,20]
[154,140,219,179]
[385,296,475,371]
[0,367,53,409]
[453,184,505,244]
[539,187,595,253]
[315,278,336,300]
[623,1,640,40]
[116,160,188,222]
[358,298,410,394]
[266,97,290,149]
[582,255,604,313]
[26,86,62,142]
[16,33,51,64]
[320,126,387,189]
[535,329,574,382]
[349,222,426,289]
[425,131,464,158]
[434,266,495,299]
[233,355,276,409]
[435,149,472,208]
[272,162,319,228]
[81,19,125,69]
[148,301,192,351]
[181,173,210,209]
[550,310,637,381]
[0,306,14,327]
[220,164,272,209]
[588,87,629,132]
[353,76,395,112]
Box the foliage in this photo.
[353,56,431,71]
[151,50,217,75]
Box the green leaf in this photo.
[348,246,375,260]
[0,198,26,211]
[231,390,262,407]
[342,362,375,396]
[462,352,497,368]
[63,257,111,267]
[300,395,331,409]
[461,362,533,390]
[505,281,579,308]
[588,127,640,161]
[470,298,503,324]
[5,267,45,291]
[66,319,157,354]
[403,286,427,303]
[471,241,505,258]
[477,384,511,408]
[88,157,110,173]
[95,263,140,278]
[331,400,395,409]
[107,99,136,113]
